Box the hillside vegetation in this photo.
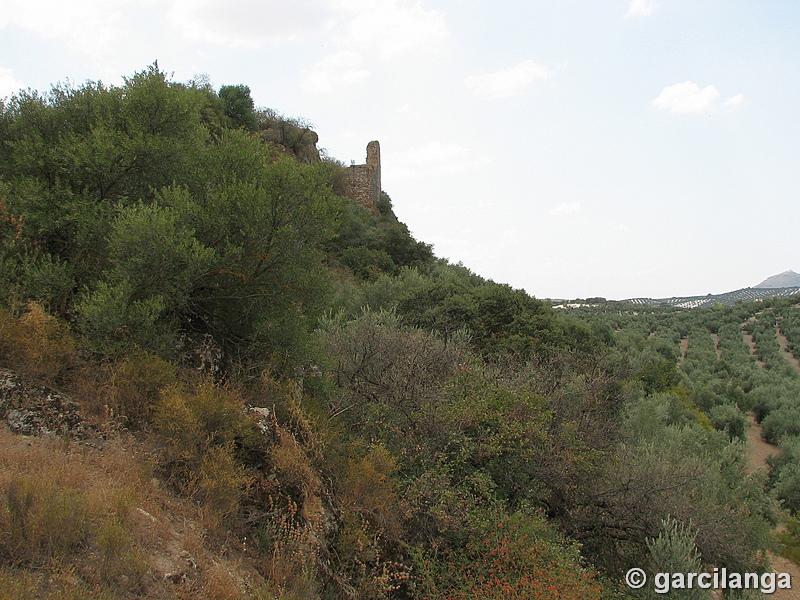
[0,66,796,599]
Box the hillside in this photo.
[572,294,800,593]
[0,66,794,600]
[0,66,612,600]
[756,270,800,289]
[625,286,800,308]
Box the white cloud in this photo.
[652,81,719,113]
[0,67,26,99]
[548,202,581,216]
[169,0,332,48]
[624,0,658,18]
[331,0,450,60]
[465,60,553,99]
[387,140,491,181]
[299,50,370,92]
[722,93,745,108]
[2,0,333,53]
[0,0,139,59]
[652,81,743,114]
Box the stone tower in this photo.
[346,141,381,217]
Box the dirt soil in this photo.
[746,414,778,476]
[777,326,800,373]
[680,337,690,363]
[747,415,800,599]
[742,327,767,369]
[711,333,722,359]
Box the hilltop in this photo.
[0,65,793,600]
[553,272,800,310]
[0,65,613,600]
[756,270,800,289]
[607,271,800,309]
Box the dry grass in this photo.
[0,427,276,599]
[103,352,179,428]
[0,428,151,587]
[0,304,350,598]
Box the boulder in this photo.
[0,368,86,437]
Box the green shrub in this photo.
[709,403,746,440]
[75,280,168,356]
[76,202,215,356]
[197,443,253,526]
[774,516,800,563]
[762,406,800,445]
[414,511,602,600]
[339,246,397,280]
[153,382,262,528]
[774,462,800,513]
[644,517,706,600]
[95,517,147,588]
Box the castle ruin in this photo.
[345,141,381,217]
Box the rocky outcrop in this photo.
[0,368,86,437]
[260,121,320,164]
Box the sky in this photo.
[1,0,798,300]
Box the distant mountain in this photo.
[622,286,800,309]
[755,270,800,288]
[611,271,800,309]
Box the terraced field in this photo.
[625,286,800,308]
[575,295,800,594]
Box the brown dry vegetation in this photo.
[0,306,299,599]
[0,421,279,600]
[0,295,613,600]
[0,304,441,600]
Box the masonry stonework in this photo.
[346,141,381,217]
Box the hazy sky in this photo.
[1,0,798,299]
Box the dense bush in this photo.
[397,280,598,357]
[0,302,76,384]
[0,66,344,369]
[416,511,603,600]
[761,406,800,445]
[1,66,795,599]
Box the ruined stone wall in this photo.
[346,141,381,217]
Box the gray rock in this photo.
[6,409,42,435]
[0,368,86,437]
